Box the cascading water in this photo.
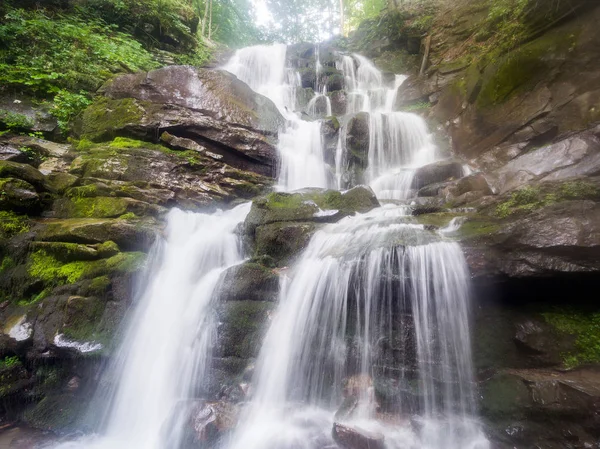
[227,205,489,449]
[52,203,251,449]
[50,44,488,449]
[337,54,438,199]
[224,45,330,191]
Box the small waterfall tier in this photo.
[227,205,489,449]
[53,204,251,449]
[224,45,330,191]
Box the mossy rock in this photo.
[0,358,31,399]
[36,217,157,251]
[0,160,47,192]
[30,242,100,262]
[245,186,380,233]
[46,172,79,194]
[53,196,160,219]
[0,177,40,213]
[476,29,577,108]
[28,249,146,288]
[219,262,279,302]
[480,372,531,419]
[79,97,146,142]
[216,300,274,359]
[255,222,319,266]
[23,394,87,431]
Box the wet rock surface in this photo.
[332,423,385,449]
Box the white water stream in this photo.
[226,205,489,449]
[52,203,251,449]
[224,45,330,191]
[338,54,437,199]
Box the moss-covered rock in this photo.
[53,196,161,219]
[36,217,157,251]
[216,301,274,359]
[480,372,531,419]
[255,222,318,266]
[0,178,40,213]
[245,186,380,234]
[79,97,146,142]
[0,160,47,192]
[219,262,279,302]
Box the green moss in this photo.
[88,275,111,294]
[495,181,599,218]
[0,210,29,239]
[28,249,145,287]
[400,101,432,112]
[477,29,576,108]
[543,308,600,368]
[103,251,146,273]
[118,212,137,220]
[29,250,89,284]
[66,184,98,199]
[219,301,274,358]
[80,97,145,141]
[67,196,130,218]
[0,356,21,369]
[75,139,97,151]
[30,242,97,262]
[96,241,120,257]
[0,255,15,273]
[326,116,340,131]
[559,181,600,200]
[108,137,164,151]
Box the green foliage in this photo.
[345,0,386,32]
[0,7,158,96]
[50,90,93,134]
[544,309,600,368]
[0,109,34,130]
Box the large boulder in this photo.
[245,186,380,234]
[218,262,279,302]
[79,67,285,177]
[412,160,465,190]
[99,66,283,135]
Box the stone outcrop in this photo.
[79,66,284,177]
[244,186,380,265]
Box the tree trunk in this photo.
[201,0,209,36]
[208,0,213,40]
[339,0,345,37]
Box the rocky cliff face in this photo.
[0,67,280,431]
[1,1,600,446]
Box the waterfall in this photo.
[224,45,330,191]
[53,203,251,449]
[227,206,489,449]
[338,54,437,199]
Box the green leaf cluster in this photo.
[0,7,158,97]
